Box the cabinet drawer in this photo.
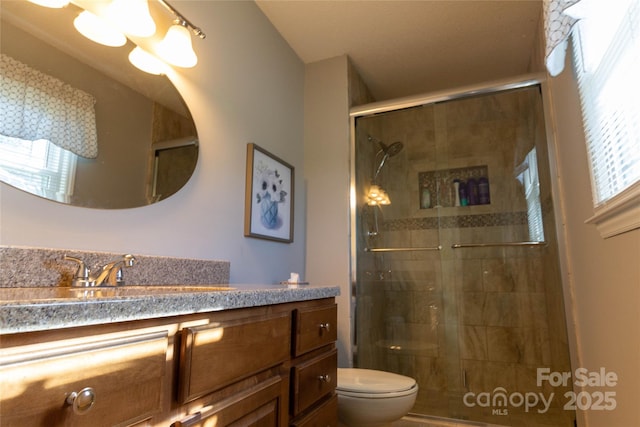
[172,376,284,427]
[0,330,168,427]
[293,304,337,356]
[179,311,291,403]
[291,394,338,427]
[291,349,337,416]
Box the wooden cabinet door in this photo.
[293,305,337,357]
[0,330,168,427]
[172,376,284,427]
[291,350,337,416]
[290,395,338,427]
[178,311,291,403]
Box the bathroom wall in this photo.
[355,87,574,426]
[0,1,306,285]
[544,51,640,427]
[304,55,352,367]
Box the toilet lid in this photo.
[337,368,416,394]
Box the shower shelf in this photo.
[451,241,547,248]
[364,246,442,252]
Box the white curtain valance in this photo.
[543,0,582,76]
[0,54,98,159]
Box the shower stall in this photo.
[350,77,575,427]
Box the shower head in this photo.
[369,136,404,182]
[379,140,404,157]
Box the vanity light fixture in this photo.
[128,47,168,75]
[156,20,198,68]
[367,184,391,206]
[107,0,156,38]
[29,0,206,73]
[73,10,127,48]
[27,0,70,8]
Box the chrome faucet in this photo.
[64,254,136,287]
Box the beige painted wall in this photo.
[303,55,353,367]
[0,1,306,284]
[544,57,640,426]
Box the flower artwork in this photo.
[255,164,287,229]
[244,143,294,242]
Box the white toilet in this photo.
[336,368,418,427]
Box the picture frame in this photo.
[244,143,294,243]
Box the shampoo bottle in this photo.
[459,181,468,206]
[420,183,431,209]
[478,177,490,204]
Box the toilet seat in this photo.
[337,368,417,399]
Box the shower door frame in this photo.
[348,73,576,416]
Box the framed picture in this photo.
[244,143,294,243]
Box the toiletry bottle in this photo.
[453,179,461,206]
[467,178,478,205]
[459,181,468,206]
[478,177,490,204]
[420,183,431,209]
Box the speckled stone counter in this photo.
[0,284,340,334]
[1,246,338,335]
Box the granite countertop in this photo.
[0,284,340,334]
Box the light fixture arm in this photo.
[157,0,206,39]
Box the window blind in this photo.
[0,134,76,203]
[571,0,640,205]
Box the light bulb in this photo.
[74,10,126,47]
[156,22,198,68]
[27,0,69,7]
[129,47,167,75]
[368,185,380,198]
[107,0,156,38]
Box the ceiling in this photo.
[255,0,544,102]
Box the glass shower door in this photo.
[353,85,575,427]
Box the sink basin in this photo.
[0,285,234,301]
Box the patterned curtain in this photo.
[0,54,98,159]
[543,0,583,76]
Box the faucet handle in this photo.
[63,255,95,287]
[116,254,136,285]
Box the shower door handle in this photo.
[364,245,442,252]
[451,241,547,248]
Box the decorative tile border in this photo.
[384,211,529,231]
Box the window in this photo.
[0,134,76,203]
[571,0,640,237]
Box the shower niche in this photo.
[418,165,489,209]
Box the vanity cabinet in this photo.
[0,297,337,427]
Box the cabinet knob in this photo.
[66,387,96,415]
[317,374,331,383]
[319,322,331,332]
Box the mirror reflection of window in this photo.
[0,134,76,203]
[516,148,544,242]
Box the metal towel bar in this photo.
[364,242,546,252]
[364,246,442,252]
[451,241,547,249]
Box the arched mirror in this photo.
[0,1,198,209]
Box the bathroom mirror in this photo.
[0,1,198,209]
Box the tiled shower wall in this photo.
[354,87,574,426]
